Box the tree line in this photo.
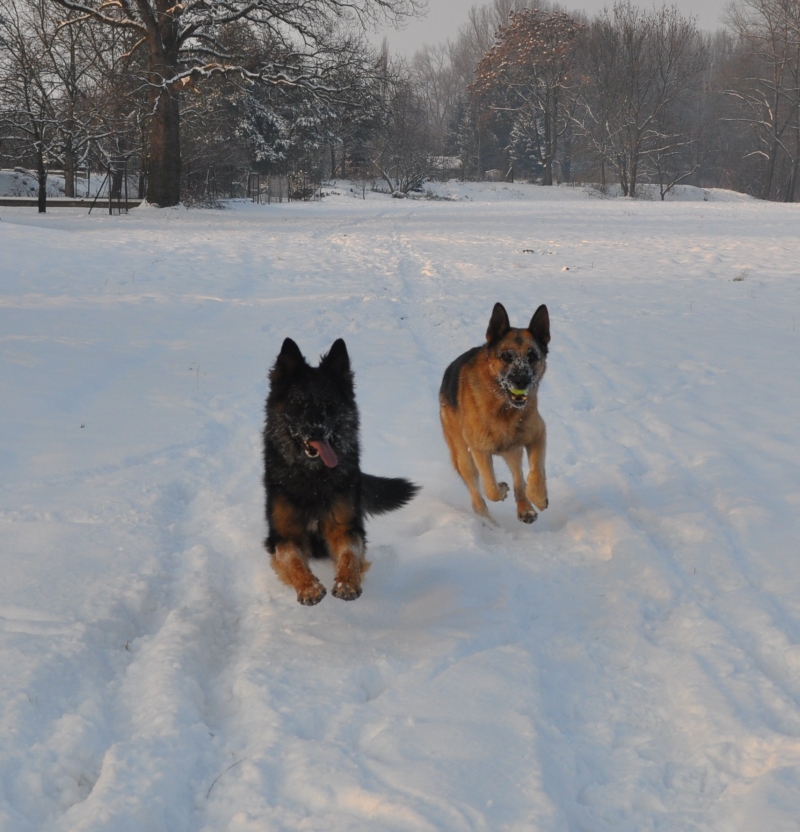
[2,0,799,209]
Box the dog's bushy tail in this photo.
[361,474,420,516]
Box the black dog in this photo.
[264,337,418,605]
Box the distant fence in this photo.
[0,163,140,211]
[0,196,142,209]
[88,161,134,215]
[246,172,321,203]
[1,165,139,201]
[182,164,321,203]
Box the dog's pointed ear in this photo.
[528,304,550,349]
[486,302,510,343]
[320,338,351,380]
[270,337,306,383]
[278,337,306,367]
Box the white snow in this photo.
[1,181,799,832]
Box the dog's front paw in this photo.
[526,484,548,511]
[518,508,538,524]
[297,582,327,606]
[332,580,362,601]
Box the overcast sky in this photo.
[375,0,732,55]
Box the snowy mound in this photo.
[323,178,755,204]
[0,168,109,198]
[0,169,49,197]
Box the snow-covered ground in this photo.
[1,182,799,832]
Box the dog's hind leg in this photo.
[270,542,327,606]
[501,448,537,524]
[440,406,494,520]
[322,500,369,601]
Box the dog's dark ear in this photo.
[528,304,550,349]
[270,337,306,383]
[486,303,511,343]
[320,338,351,380]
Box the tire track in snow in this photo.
[0,469,205,831]
[73,420,267,832]
[8,409,258,831]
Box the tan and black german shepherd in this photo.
[439,302,550,524]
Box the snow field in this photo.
[1,182,799,831]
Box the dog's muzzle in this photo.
[507,386,529,407]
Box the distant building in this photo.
[430,156,463,181]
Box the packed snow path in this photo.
[1,183,799,832]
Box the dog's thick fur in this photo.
[264,337,418,605]
[439,302,550,524]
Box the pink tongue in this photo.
[309,440,338,468]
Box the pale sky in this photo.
[376,0,732,55]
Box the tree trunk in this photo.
[147,44,182,207]
[36,150,47,214]
[541,102,554,185]
[147,88,181,206]
[787,154,799,203]
[629,138,639,198]
[110,163,123,200]
[760,138,778,201]
[64,141,75,198]
[786,116,799,202]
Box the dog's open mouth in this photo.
[508,386,528,406]
[303,439,338,468]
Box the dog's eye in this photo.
[527,350,539,363]
[499,351,514,364]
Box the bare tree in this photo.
[410,43,461,152]
[645,97,704,199]
[372,62,435,194]
[0,0,104,208]
[576,2,706,196]
[1,0,156,207]
[1,0,55,211]
[725,0,800,201]
[448,3,499,90]
[49,0,422,207]
[573,11,623,189]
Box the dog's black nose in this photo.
[304,426,328,443]
[509,371,532,389]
